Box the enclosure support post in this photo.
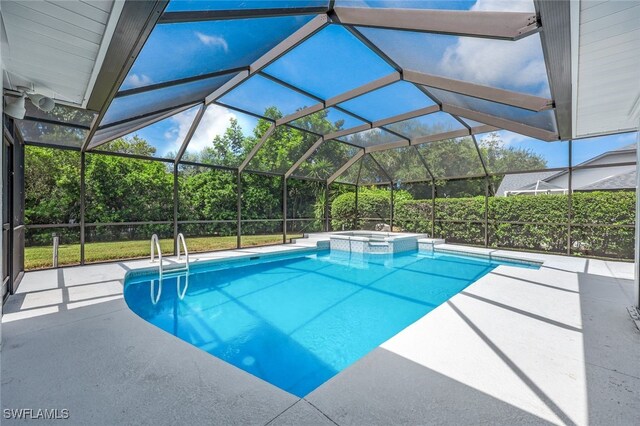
[80,152,86,265]
[484,176,489,247]
[173,166,179,256]
[283,178,287,243]
[324,181,330,232]
[355,184,359,230]
[471,133,490,248]
[431,182,436,238]
[567,140,573,256]
[237,171,242,249]
[390,182,394,230]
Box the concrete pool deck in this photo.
[1,239,639,425]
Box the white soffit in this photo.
[572,0,640,138]
[1,0,123,107]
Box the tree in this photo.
[478,132,547,173]
[199,118,252,167]
[98,135,158,157]
[23,103,551,243]
[24,146,80,225]
[84,141,173,224]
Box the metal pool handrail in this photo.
[150,234,163,280]
[176,233,189,271]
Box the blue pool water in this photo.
[124,250,537,397]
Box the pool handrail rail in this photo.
[177,233,190,271]
[150,234,163,280]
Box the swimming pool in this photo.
[124,249,537,397]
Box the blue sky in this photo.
[127,105,258,158]
[122,15,314,90]
[338,82,436,122]
[113,0,637,169]
[475,130,638,169]
[264,25,394,99]
[130,104,637,167]
[572,132,638,166]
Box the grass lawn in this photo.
[25,234,304,270]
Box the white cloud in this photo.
[166,105,237,154]
[476,129,530,147]
[124,73,152,88]
[497,130,530,146]
[195,32,229,52]
[438,0,548,97]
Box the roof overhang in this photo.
[570,0,640,139]
[1,0,124,107]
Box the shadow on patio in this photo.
[305,257,640,425]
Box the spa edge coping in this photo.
[330,232,429,242]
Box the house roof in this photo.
[497,141,637,195]
[495,171,560,196]
[575,170,636,191]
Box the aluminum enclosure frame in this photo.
[9,1,636,306]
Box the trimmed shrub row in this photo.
[332,189,635,259]
[330,187,411,231]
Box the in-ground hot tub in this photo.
[330,231,429,254]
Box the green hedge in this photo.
[331,187,411,231]
[488,195,569,253]
[396,197,486,246]
[333,190,635,259]
[570,191,636,259]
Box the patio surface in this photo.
[1,239,639,425]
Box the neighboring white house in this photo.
[496,144,636,196]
